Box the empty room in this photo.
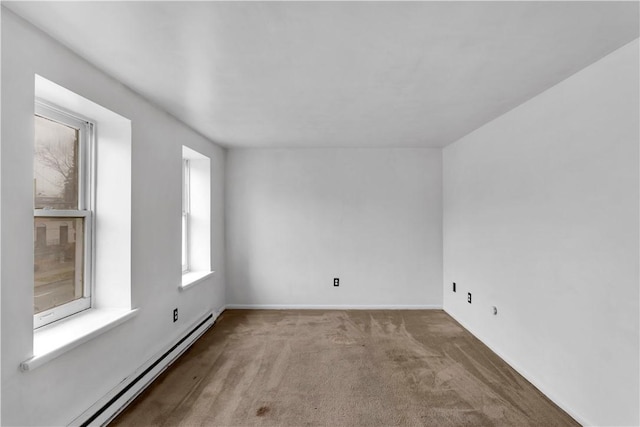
[1,1,638,426]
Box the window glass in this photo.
[34,217,84,314]
[34,115,79,210]
[33,104,92,328]
[182,159,190,273]
[181,213,188,269]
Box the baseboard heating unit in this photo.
[71,310,221,426]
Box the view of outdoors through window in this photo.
[182,159,190,272]
[34,217,84,313]
[34,116,79,209]
[33,114,84,314]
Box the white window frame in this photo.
[20,75,135,371]
[181,158,191,273]
[180,146,213,290]
[33,101,96,329]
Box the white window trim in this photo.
[181,270,215,291]
[180,146,212,291]
[22,75,135,372]
[33,102,96,329]
[22,308,139,371]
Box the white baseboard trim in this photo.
[443,308,588,427]
[70,308,224,427]
[226,304,442,310]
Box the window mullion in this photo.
[34,209,89,218]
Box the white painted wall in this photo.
[443,40,639,426]
[226,148,442,308]
[1,10,225,426]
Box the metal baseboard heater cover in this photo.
[77,312,216,427]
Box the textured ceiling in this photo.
[4,1,639,148]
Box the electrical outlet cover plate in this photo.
[173,308,178,322]
[333,278,339,287]
[467,293,472,304]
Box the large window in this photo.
[19,76,134,371]
[33,102,94,328]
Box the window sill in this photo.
[21,307,139,372]
[180,271,214,291]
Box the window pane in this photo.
[34,115,79,209]
[182,213,188,270]
[34,217,84,314]
[182,159,189,272]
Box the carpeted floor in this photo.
[111,310,579,426]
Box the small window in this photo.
[181,159,191,273]
[181,146,212,289]
[33,102,94,328]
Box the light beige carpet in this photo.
[111,310,579,426]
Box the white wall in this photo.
[226,148,442,308]
[1,10,225,426]
[443,40,639,426]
